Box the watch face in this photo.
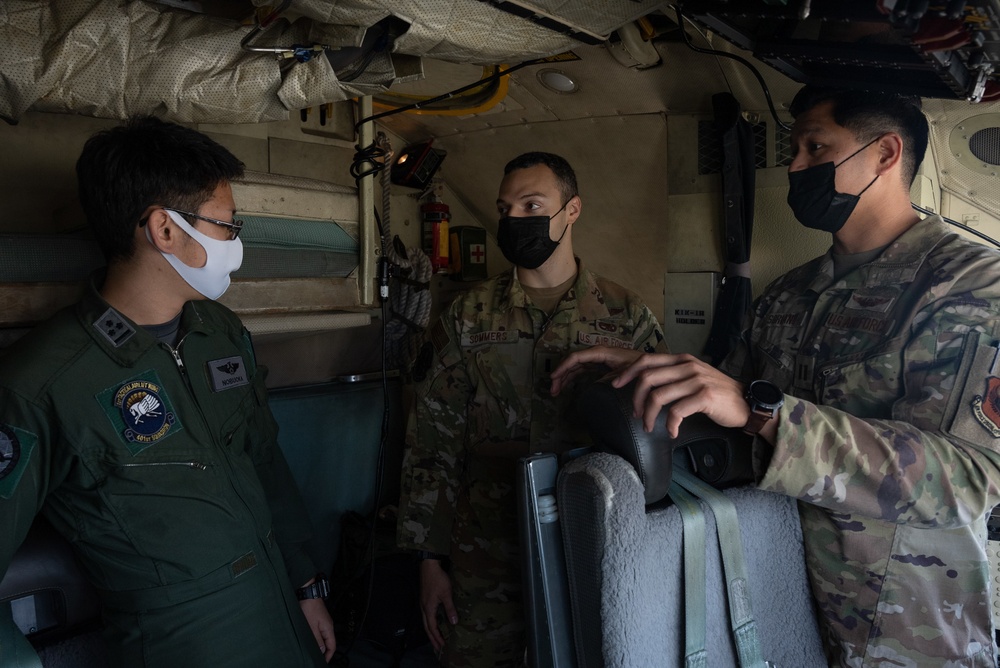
[750,380,783,406]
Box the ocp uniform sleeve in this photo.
[630,301,669,354]
[761,293,1000,529]
[397,314,469,555]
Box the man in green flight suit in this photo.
[397,152,668,667]
[553,87,1000,666]
[0,117,335,667]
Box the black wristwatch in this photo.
[295,574,331,601]
[743,380,784,435]
[416,550,447,561]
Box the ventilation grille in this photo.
[970,127,1000,165]
[775,125,794,167]
[697,121,769,175]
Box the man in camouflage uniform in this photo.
[397,152,666,667]
[552,87,1000,666]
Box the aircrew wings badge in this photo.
[972,376,1000,438]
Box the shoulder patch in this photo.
[972,377,1000,438]
[0,424,36,499]
[96,370,184,455]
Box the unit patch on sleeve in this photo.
[207,356,249,392]
[97,370,184,455]
[972,376,1000,438]
[0,424,36,499]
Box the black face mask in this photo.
[497,199,571,269]
[786,137,881,233]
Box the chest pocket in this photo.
[753,341,796,393]
[468,340,532,443]
[220,373,277,466]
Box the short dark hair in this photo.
[789,85,929,187]
[76,116,245,263]
[503,152,578,203]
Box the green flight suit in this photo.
[720,216,1000,667]
[0,277,325,668]
[397,261,666,667]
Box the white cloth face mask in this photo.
[150,209,244,299]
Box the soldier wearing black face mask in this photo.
[785,134,881,233]
[398,152,668,667]
[495,198,571,269]
[553,87,1000,668]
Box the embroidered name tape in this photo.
[577,332,631,349]
[462,330,515,346]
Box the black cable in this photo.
[333,289,392,662]
[353,59,541,132]
[912,202,1000,248]
[350,140,390,187]
[675,8,792,133]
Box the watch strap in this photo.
[742,409,772,436]
[295,574,330,600]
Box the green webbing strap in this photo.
[667,481,707,668]
[672,468,766,668]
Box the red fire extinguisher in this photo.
[421,194,450,274]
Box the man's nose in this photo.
[788,152,809,173]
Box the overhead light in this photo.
[390,140,447,189]
[537,69,579,94]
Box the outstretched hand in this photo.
[550,346,643,397]
[554,347,753,438]
[613,352,751,437]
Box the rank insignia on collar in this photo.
[972,377,1000,438]
[208,356,249,392]
[0,424,36,499]
[93,308,135,347]
[97,371,183,455]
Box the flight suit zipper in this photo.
[118,461,210,471]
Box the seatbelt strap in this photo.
[672,468,766,668]
[667,481,707,668]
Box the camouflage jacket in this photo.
[721,216,1000,667]
[397,261,666,566]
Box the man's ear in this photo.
[876,132,905,176]
[565,194,582,226]
[143,207,179,254]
